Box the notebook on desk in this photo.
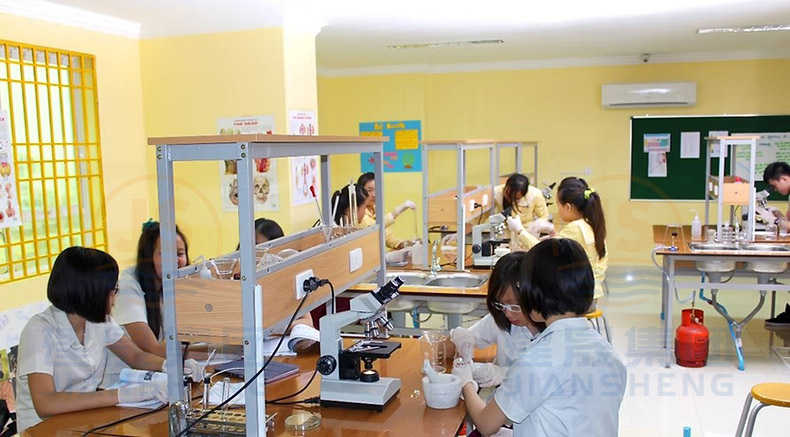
[213,359,299,384]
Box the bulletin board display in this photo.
[360,120,422,173]
[630,115,790,201]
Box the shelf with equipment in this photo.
[704,135,759,241]
[149,133,387,436]
[420,139,497,271]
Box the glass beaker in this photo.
[765,223,778,240]
[208,258,236,280]
[419,330,447,373]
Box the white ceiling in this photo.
[17,0,790,73]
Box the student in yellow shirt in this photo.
[334,182,412,250]
[507,177,608,302]
[494,174,549,227]
[357,172,416,232]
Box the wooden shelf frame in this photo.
[150,134,387,435]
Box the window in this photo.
[0,40,107,283]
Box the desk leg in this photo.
[665,257,675,369]
[771,290,776,319]
[447,314,463,331]
[391,311,407,329]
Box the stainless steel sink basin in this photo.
[423,273,488,288]
[740,244,790,252]
[384,272,430,285]
[688,242,739,252]
[382,271,488,288]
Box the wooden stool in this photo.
[585,309,611,343]
[736,383,790,436]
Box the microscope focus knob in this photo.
[316,355,336,375]
[471,244,481,254]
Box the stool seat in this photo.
[585,309,603,319]
[751,383,790,407]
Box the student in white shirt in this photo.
[454,239,627,437]
[447,252,541,387]
[16,247,169,433]
[103,220,203,386]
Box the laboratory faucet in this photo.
[430,240,441,276]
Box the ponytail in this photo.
[331,184,369,225]
[557,177,607,259]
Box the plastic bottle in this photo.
[683,426,691,437]
[691,210,702,239]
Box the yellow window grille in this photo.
[0,40,107,283]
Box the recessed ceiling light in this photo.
[389,40,504,49]
[697,24,790,34]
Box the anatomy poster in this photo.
[217,116,279,212]
[648,151,668,178]
[287,110,320,206]
[0,110,21,228]
[359,120,422,173]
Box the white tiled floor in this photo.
[414,265,790,436]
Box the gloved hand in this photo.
[756,207,777,225]
[768,207,784,218]
[385,247,412,264]
[506,216,524,233]
[441,233,457,246]
[450,327,476,363]
[162,359,206,382]
[117,381,169,405]
[452,363,478,399]
[394,200,417,216]
[526,218,554,237]
[472,362,506,388]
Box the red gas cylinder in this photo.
[675,308,709,367]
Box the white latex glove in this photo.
[756,207,777,224]
[506,216,524,233]
[117,381,168,404]
[526,218,554,237]
[452,363,478,399]
[472,362,506,388]
[441,233,457,246]
[183,359,206,381]
[385,247,412,264]
[450,327,476,363]
[768,207,783,218]
[162,359,206,382]
[394,200,417,216]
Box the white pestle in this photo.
[423,359,453,384]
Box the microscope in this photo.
[316,276,405,411]
[471,207,512,267]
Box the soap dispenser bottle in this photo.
[691,210,702,239]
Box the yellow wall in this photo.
[0,13,148,311]
[318,59,790,264]
[140,28,319,260]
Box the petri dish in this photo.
[285,411,321,434]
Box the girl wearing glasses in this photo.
[16,247,169,433]
[447,252,542,388]
[454,239,626,437]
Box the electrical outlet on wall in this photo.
[468,199,476,211]
[295,269,313,300]
[482,194,489,206]
[349,248,363,272]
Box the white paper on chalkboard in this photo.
[680,132,700,159]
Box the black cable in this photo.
[82,404,167,436]
[268,396,320,406]
[268,369,319,404]
[328,280,335,314]
[475,203,484,225]
[175,284,314,437]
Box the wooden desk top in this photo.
[25,338,467,436]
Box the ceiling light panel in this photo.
[697,24,790,34]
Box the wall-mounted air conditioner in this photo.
[601,82,696,108]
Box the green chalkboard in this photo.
[630,115,790,200]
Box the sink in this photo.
[423,273,488,289]
[385,272,430,286]
[688,242,739,252]
[740,244,790,252]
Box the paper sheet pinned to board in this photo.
[648,151,667,177]
[680,132,700,158]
